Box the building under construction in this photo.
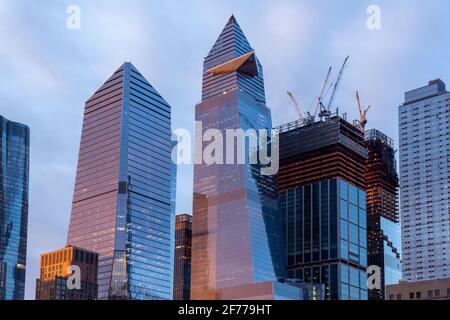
[278,115,368,192]
[277,115,369,300]
[364,129,402,300]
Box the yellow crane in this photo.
[355,90,371,132]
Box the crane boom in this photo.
[356,90,362,115]
[327,56,350,111]
[355,90,371,132]
[314,67,332,118]
[287,91,303,121]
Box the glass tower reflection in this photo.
[0,115,29,300]
[191,16,286,300]
[67,63,175,300]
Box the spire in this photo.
[205,15,254,69]
[202,16,266,103]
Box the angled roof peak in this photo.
[206,15,254,65]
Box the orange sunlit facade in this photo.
[36,246,98,300]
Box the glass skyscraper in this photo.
[280,179,368,300]
[278,116,369,300]
[399,79,450,281]
[191,16,291,300]
[67,63,175,300]
[0,115,30,300]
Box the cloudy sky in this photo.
[0,0,449,299]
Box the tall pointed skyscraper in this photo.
[67,63,175,300]
[191,16,309,300]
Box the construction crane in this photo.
[287,91,315,125]
[314,67,332,119]
[355,90,371,132]
[287,91,303,121]
[323,56,350,119]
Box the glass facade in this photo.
[212,281,323,300]
[191,16,286,300]
[67,63,175,300]
[281,179,368,300]
[380,217,402,288]
[0,115,29,300]
[399,79,450,281]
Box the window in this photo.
[416,292,421,299]
[340,265,349,284]
[389,295,395,300]
[360,248,367,268]
[341,284,349,300]
[350,286,360,300]
[435,290,440,297]
[409,292,414,300]
[349,185,358,205]
[349,205,358,225]
[340,240,349,260]
[359,228,367,248]
[340,220,348,240]
[358,190,366,210]
[447,288,450,297]
[360,271,367,291]
[359,209,367,229]
[397,294,402,300]
[340,180,347,200]
[349,224,359,245]
[428,290,433,298]
[340,200,348,221]
[360,290,368,300]
[350,268,359,287]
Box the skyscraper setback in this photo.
[191,16,298,300]
[67,63,175,300]
[0,115,29,300]
[399,79,450,281]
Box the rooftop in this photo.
[404,79,447,105]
